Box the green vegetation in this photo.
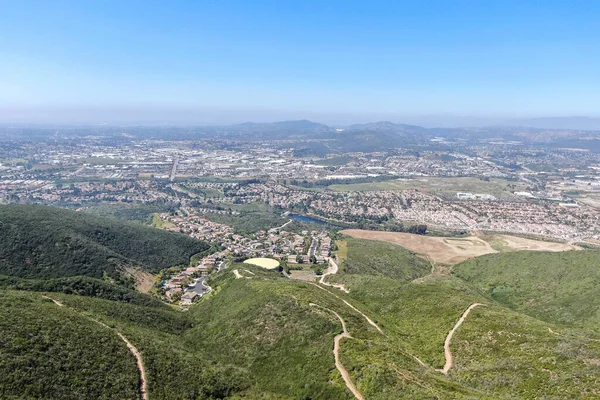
[0,291,140,400]
[0,204,208,280]
[82,203,177,224]
[337,237,430,280]
[450,304,600,399]
[0,275,163,307]
[3,209,600,399]
[202,202,287,235]
[453,250,600,329]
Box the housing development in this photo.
[2,131,600,244]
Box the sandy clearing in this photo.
[233,269,243,279]
[342,230,580,265]
[44,296,149,400]
[342,230,497,264]
[489,234,580,252]
[133,270,156,293]
[438,303,484,375]
[289,269,318,281]
[310,303,364,400]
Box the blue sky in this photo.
[1,0,599,123]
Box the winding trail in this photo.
[438,303,484,375]
[319,257,349,293]
[115,331,149,400]
[310,303,364,400]
[42,295,63,307]
[310,282,383,335]
[43,295,149,400]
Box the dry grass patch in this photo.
[341,230,580,265]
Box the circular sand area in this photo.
[244,257,280,270]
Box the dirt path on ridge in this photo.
[310,303,364,400]
[438,303,484,375]
[43,295,149,400]
[310,282,383,335]
[319,257,349,293]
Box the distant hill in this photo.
[453,250,600,329]
[4,119,600,153]
[0,204,208,280]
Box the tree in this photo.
[171,291,182,302]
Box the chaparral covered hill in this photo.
[1,207,599,399]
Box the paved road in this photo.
[187,277,211,296]
[169,158,179,181]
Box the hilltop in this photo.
[0,205,208,282]
[453,250,600,329]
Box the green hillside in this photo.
[453,250,600,329]
[0,275,164,307]
[2,216,600,399]
[0,204,208,280]
[337,237,431,280]
[0,291,140,400]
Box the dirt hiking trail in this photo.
[44,295,149,400]
[438,303,484,374]
[311,282,383,335]
[310,303,364,400]
[319,257,349,293]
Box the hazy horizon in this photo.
[2,1,600,125]
[2,106,600,130]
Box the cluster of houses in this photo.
[286,231,331,265]
[163,256,219,305]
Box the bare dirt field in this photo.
[485,234,580,252]
[124,268,155,293]
[341,230,580,265]
[289,269,318,281]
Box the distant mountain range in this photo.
[2,118,600,153]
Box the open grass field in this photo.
[341,229,580,265]
[328,177,527,198]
